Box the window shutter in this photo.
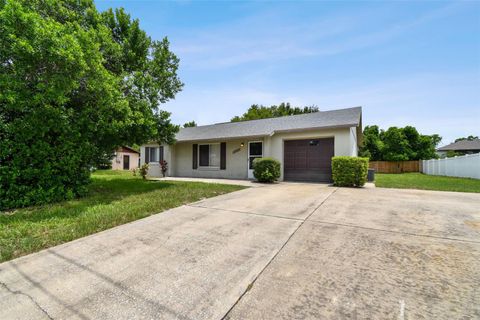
[145,147,150,164]
[220,142,226,170]
[192,144,198,169]
[159,146,164,162]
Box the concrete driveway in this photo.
[1,183,479,319]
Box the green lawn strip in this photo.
[0,170,245,263]
[375,173,480,193]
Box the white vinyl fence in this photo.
[422,153,480,179]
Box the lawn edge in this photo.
[0,184,248,266]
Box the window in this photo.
[199,144,220,168]
[145,146,164,163]
[150,147,158,162]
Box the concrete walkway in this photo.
[149,176,264,187]
[1,184,479,319]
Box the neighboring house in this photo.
[111,146,140,170]
[436,139,480,158]
[141,106,362,182]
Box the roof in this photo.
[175,106,362,142]
[117,146,140,154]
[437,139,480,152]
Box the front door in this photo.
[247,141,263,179]
[123,155,130,170]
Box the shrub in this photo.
[160,160,168,177]
[332,156,369,187]
[138,163,149,180]
[253,158,281,183]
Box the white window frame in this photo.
[248,141,263,169]
[198,143,221,169]
[247,141,263,179]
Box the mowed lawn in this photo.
[375,173,480,193]
[0,170,245,263]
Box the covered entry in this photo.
[284,138,334,182]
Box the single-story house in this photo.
[437,139,480,157]
[141,106,362,182]
[111,146,140,170]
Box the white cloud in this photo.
[170,2,468,69]
[163,71,480,145]
[156,1,479,146]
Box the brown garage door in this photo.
[284,138,334,182]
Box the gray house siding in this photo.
[140,107,362,181]
[141,127,357,181]
[173,138,251,179]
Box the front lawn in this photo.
[0,170,245,263]
[375,173,480,193]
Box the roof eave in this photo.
[271,123,360,135]
[176,134,270,143]
[437,148,480,151]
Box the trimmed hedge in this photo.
[253,157,281,183]
[332,156,369,187]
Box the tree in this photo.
[455,135,478,142]
[359,125,441,161]
[359,125,383,161]
[231,102,318,122]
[381,127,410,161]
[183,121,197,127]
[0,0,183,210]
[153,111,179,146]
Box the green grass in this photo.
[375,173,480,193]
[0,170,245,263]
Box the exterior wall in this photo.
[349,126,359,156]
[140,144,174,177]
[173,139,250,179]
[111,151,139,170]
[422,153,480,179]
[141,127,357,180]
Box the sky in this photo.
[95,0,480,145]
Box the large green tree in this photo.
[231,102,319,122]
[0,0,182,210]
[454,135,478,142]
[360,125,440,161]
[183,120,197,128]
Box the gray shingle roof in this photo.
[176,106,362,142]
[437,139,480,151]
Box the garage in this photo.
[284,138,335,182]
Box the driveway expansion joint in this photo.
[221,187,339,319]
[308,220,480,244]
[186,204,305,222]
[0,281,54,320]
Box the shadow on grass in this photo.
[0,178,175,225]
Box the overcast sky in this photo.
[96,0,480,145]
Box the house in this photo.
[111,146,140,170]
[436,139,480,158]
[141,106,362,182]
